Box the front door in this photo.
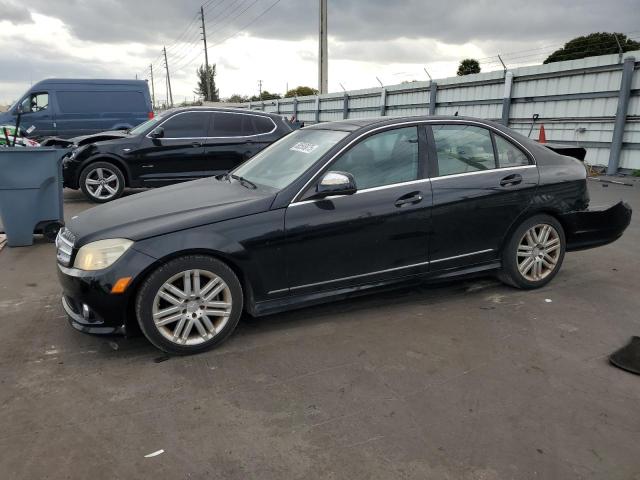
[284,125,432,295]
[129,111,208,186]
[17,92,55,137]
[427,122,540,270]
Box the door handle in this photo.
[500,173,522,187]
[191,141,202,147]
[395,192,423,208]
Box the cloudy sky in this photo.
[1,0,639,105]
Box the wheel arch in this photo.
[77,155,132,187]
[499,207,570,255]
[123,248,254,336]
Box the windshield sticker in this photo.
[290,142,319,154]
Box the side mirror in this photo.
[15,102,24,115]
[314,171,357,198]
[150,127,164,139]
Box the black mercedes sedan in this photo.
[61,107,293,202]
[56,116,631,354]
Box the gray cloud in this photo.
[0,0,33,24]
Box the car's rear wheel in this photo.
[499,214,566,289]
[79,162,125,203]
[135,255,243,355]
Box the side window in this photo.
[330,126,419,190]
[213,112,243,137]
[494,134,530,167]
[21,92,49,113]
[432,124,496,176]
[161,112,207,138]
[252,116,275,135]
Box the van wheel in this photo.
[79,162,125,203]
[499,214,566,289]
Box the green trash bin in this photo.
[0,148,67,247]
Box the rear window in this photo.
[56,90,147,114]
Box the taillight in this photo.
[148,111,154,119]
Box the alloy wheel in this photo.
[516,224,561,282]
[152,269,233,346]
[85,167,119,200]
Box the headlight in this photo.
[74,238,133,271]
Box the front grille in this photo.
[56,228,76,266]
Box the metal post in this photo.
[607,56,635,175]
[275,99,280,114]
[343,93,349,119]
[200,6,212,102]
[163,46,173,107]
[315,96,320,123]
[501,71,514,126]
[380,88,387,116]
[429,81,437,115]
[149,64,155,109]
[293,97,298,120]
[318,0,328,94]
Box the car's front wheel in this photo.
[499,214,566,289]
[79,162,125,203]
[135,255,243,355]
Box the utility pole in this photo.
[258,79,263,100]
[163,46,174,107]
[149,64,156,109]
[318,0,328,94]
[200,5,212,101]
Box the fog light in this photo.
[82,303,90,320]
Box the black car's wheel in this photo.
[135,255,243,355]
[499,214,566,289]
[79,162,125,203]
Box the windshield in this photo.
[232,129,349,189]
[129,113,165,135]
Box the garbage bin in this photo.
[0,148,67,247]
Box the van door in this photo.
[17,92,55,138]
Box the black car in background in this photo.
[62,107,292,202]
[56,116,631,355]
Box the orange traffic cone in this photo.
[538,124,547,143]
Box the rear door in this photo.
[129,111,207,186]
[427,122,539,270]
[201,112,276,176]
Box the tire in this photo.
[79,161,125,203]
[135,255,243,355]
[499,214,566,289]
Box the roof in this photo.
[165,106,284,117]
[304,115,506,132]
[32,78,148,86]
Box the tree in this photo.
[194,64,219,102]
[544,32,640,64]
[284,86,319,98]
[457,59,481,76]
[225,94,249,103]
[249,90,282,101]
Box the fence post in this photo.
[293,97,298,120]
[429,82,437,115]
[380,88,387,116]
[343,93,349,119]
[607,56,635,175]
[275,99,280,114]
[315,96,320,123]
[248,101,252,110]
[501,71,514,126]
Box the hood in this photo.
[70,130,131,146]
[68,177,276,245]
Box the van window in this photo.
[56,91,146,113]
[20,92,49,113]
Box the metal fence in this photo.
[240,51,640,172]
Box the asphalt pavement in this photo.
[0,180,639,479]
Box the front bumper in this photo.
[57,247,157,335]
[561,201,632,251]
